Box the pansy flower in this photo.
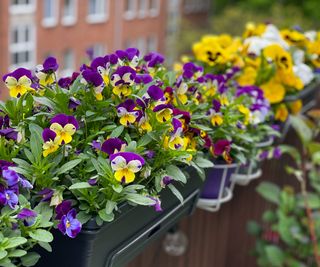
[167,118,185,150]
[111,66,136,97]
[2,168,20,187]
[35,57,58,86]
[238,104,251,125]
[58,72,80,89]
[137,113,152,132]
[101,138,126,155]
[148,196,162,212]
[212,139,232,163]
[135,74,153,84]
[91,56,111,85]
[82,69,104,100]
[147,85,164,102]
[182,62,203,80]
[208,107,223,126]
[3,68,33,98]
[117,99,140,126]
[50,114,79,145]
[0,128,19,141]
[110,152,145,184]
[57,208,82,238]
[153,104,173,123]
[0,188,18,209]
[116,48,140,68]
[38,188,54,202]
[144,52,165,68]
[17,208,37,226]
[173,109,191,130]
[42,128,60,157]
[174,79,189,105]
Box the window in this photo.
[62,49,75,76]
[10,0,35,14]
[42,0,58,27]
[147,35,157,52]
[149,0,159,17]
[136,37,146,55]
[9,24,35,69]
[62,0,77,26]
[88,44,106,58]
[124,0,136,20]
[87,0,108,23]
[138,0,147,18]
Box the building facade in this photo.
[0,0,209,99]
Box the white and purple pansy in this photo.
[111,66,136,97]
[117,99,140,126]
[90,56,111,85]
[116,48,140,68]
[82,69,104,100]
[50,114,79,145]
[2,68,33,98]
[110,152,145,184]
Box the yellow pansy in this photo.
[4,75,32,98]
[263,44,293,72]
[43,140,59,157]
[260,79,285,104]
[113,85,132,97]
[50,123,76,145]
[289,100,302,115]
[281,29,306,47]
[307,41,320,68]
[155,108,173,123]
[211,114,223,126]
[219,95,229,106]
[243,22,266,38]
[275,104,289,122]
[37,73,55,87]
[238,104,250,125]
[237,66,257,86]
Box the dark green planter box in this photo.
[36,173,203,267]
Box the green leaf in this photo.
[38,242,52,252]
[69,182,91,190]
[105,200,117,214]
[21,252,41,267]
[195,157,214,168]
[109,125,124,138]
[24,148,35,163]
[55,159,82,175]
[112,184,123,193]
[76,211,92,225]
[125,194,155,206]
[0,250,7,260]
[256,182,280,204]
[98,209,114,222]
[34,202,53,224]
[290,115,312,144]
[168,184,184,204]
[265,245,285,267]
[166,165,187,183]
[7,249,27,258]
[279,145,301,165]
[312,151,320,165]
[33,96,56,110]
[29,124,43,162]
[137,134,152,147]
[29,229,53,243]
[4,237,27,249]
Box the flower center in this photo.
[66,220,71,228]
[5,193,10,200]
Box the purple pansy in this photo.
[144,52,164,68]
[116,48,140,61]
[50,114,79,130]
[55,200,72,220]
[17,208,37,226]
[212,99,221,112]
[101,138,125,155]
[273,147,282,159]
[204,74,227,94]
[82,69,103,87]
[2,68,32,82]
[88,177,98,186]
[173,109,191,125]
[110,152,145,166]
[68,97,81,110]
[2,168,20,187]
[145,150,155,159]
[92,140,101,150]
[0,160,14,171]
[183,62,203,80]
[148,196,162,212]
[57,208,82,238]
[0,128,18,141]
[38,188,54,202]
[259,150,269,160]
[0,115,10,129]
[58,77,72,88]
[161,176,173,188]
[42,57,59,73]
[147,85,164,101]
[135,74,153,84]
[117,99,140,126]
[0,189,18,209]
[42,128,57,142]
[214,140,231,156]
[19,178,33,189]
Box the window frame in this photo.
[62,0,78,26]
[42,0,59,28]
[86,0,109,24]
[9,0,36,15]
[123,0,137,20]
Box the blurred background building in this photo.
[0,0,210,98]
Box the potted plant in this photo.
[248,110,320,267]
[0,49,212,266]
